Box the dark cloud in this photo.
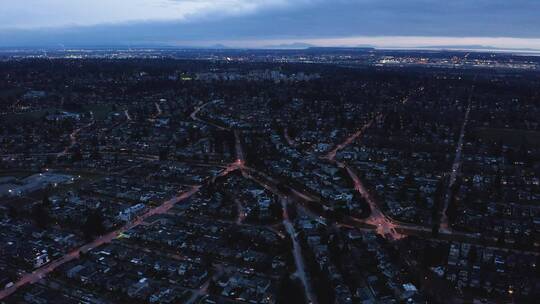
[1,0,539,47]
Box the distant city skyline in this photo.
[1,0,540,50]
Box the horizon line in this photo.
[1,45,540,56]
[3,35,540,53]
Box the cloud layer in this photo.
[1,0,540,49]
[0,0,302,29]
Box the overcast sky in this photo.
[1,0,540,49]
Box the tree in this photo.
[159,147,169,161]
[7,205,18,219]
[431,223,439,238]
[82,209,106,240]
[32,202,50,229]
[270,201,282,220]
[72,149,83,162]
[42,195,51,207]
[468,246,478,264]
[90,148,102,160]
[287,203,298,220]
[276,274,307,304]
